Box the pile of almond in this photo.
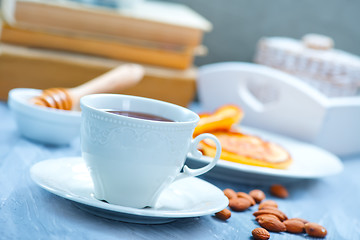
[215,184,327,239]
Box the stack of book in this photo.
[0,0,212,106]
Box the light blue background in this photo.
[162,0,360,65]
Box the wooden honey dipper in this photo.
[31,64,144,111]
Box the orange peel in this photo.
[193,105,243,137]
[199,131,292,169]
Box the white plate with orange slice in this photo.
[187,105,343,184]
[187,125,343,184]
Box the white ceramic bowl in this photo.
[8,88,81,145]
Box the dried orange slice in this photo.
[200,131,292,169]
[193,105,243,137]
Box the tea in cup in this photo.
[80,94,221,208]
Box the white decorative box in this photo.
[255,34,360,97]
[197,62,360,157]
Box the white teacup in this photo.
[80,94,221,208]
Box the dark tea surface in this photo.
[106,110,174,122]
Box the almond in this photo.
[258,200,278,210]
[283,219,305,233]
[237,192,256,206]
[252,227,270,240]
[215,209,231,221]
[258,217,286,232]
[305,223,327,238]
[289,217,309,224]
[258,206,279,211]
[270,184,289,198]
[223,188,237,199]
[253,209,288,221]
[229,197,251,211]
[255,214,280,222]
[256,215,279,226]
[249,189,266,203]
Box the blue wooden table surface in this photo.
[1,101,359,240]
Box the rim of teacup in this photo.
[80,94,200,126]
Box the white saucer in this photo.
[187,126,344,184]
[30,157,229,224]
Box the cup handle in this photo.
[174,133,221,181]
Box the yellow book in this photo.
[0,43,197,107]
[0,23,207,69]
[1,0,212,46]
